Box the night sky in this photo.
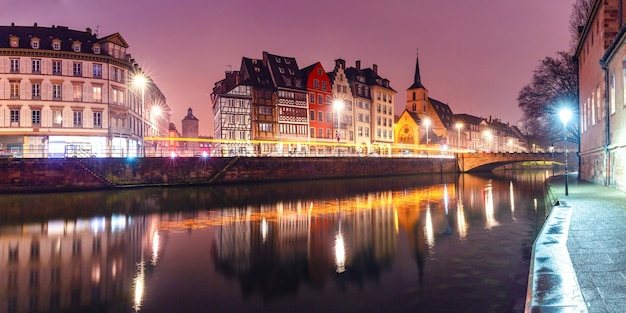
[5,0,575,136]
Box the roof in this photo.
[240,57,276,90]
[263,51,306,91]
[408,53,427,90]
[455,113,485,126]
[0,23,116,55]
[428,97,455,129]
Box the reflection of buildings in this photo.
[0,215,159,313]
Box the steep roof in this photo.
[408,52,427,90]
[428,97,455,129]
[240,57,275,90]
[455,113,485,126]
[263,51,306,91]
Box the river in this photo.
[0,170,554,313]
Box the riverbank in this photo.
[0,156,458,193]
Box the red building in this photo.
[302,62,333,155]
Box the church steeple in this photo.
[409,50,426,90]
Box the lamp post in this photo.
[423,118,431,157]
[455,123,463,150]
[333,100,344,157]
[559,108,572,196]
[134,74,147,157]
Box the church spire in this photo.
[409,49,426,90]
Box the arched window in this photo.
[412,92,416,100]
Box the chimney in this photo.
[373,64,378,74]
[86,28,92,35]
[356,60,361,70]
[262,51,269,66]
[335,59,345,70]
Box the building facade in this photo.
[575,0,626,189]
[0,23,169,158]
[302,62,334,155]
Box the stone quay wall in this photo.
[0,156,459,193]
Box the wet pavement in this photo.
[526,174,626,313]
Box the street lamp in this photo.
[423,118,431,156]
[134,74,147,157]
[455,123,463,150]
[559,108,572,196]
[333,100,344,156]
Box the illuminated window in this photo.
[73,85,82,101]
[93,86,102,102]
[52,110,62,127]
[10,81,19,99]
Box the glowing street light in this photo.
[559,108,572,196]
[423,118,431,156]
[455,122,463,150]
[333,99,344,156]
[134,74,147,157]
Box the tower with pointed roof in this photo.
[406,51,429,113]
[182,108,199,153]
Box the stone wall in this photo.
[0,156,458,193]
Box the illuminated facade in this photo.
[0,23,169,158]
[329,59,355,152]
[575,0,626,189]
[302,62,334,154]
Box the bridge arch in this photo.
[456,152,577,172]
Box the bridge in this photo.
[456,152,578,172]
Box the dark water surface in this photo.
[0,170,553,313]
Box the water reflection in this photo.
[0,172,548,313]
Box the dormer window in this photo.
[52,39,61,50]
[72,41,82,52]
[9,35,19,48]
[275,57,281,63]
[30,37,40,49]
[279,67,285,74]
[93,44,100,54]
[288,68,294,75]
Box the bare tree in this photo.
[518,51,579,148]
[568,0,594,50]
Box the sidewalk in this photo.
[526,174,626,313]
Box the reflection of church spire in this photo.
[409,49,426,90]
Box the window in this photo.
[52,60,62,75]
[53,110,62,127]
[326,96,332,106]
[10,109,19,126]
[32,83,41,99]
[93,86,102,102]
[259,123,273,132]
[358,126,363,136]
[73,62,82,76]
[31,40,39,49]
[309,93,315,103]
[10,82,19,99]
[10,59,19,73]
[52,84,62,100]
[326,112,332,123]
[377,103,381,113]
[93,64,102,78]
[313,79,319,89]
[32,110,41,126]
[357,113,363,122]
[259,106,272,115]
[53,42,60,50]
[326,129,332,139]
[32,59,40,73]
[73,43,81,52]
[73,111,83,127]
[309,110,315,121]
[93,46,100,54]
[318,111,323,122]
[94,112,102,128]
[322,81,327,91]
[112,68,118,81]
[377,116,381,125]
[73,85,82,101]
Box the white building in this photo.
[0,23,169,158]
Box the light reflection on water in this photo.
[0,171,549,313]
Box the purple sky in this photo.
[5,0,575,136]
